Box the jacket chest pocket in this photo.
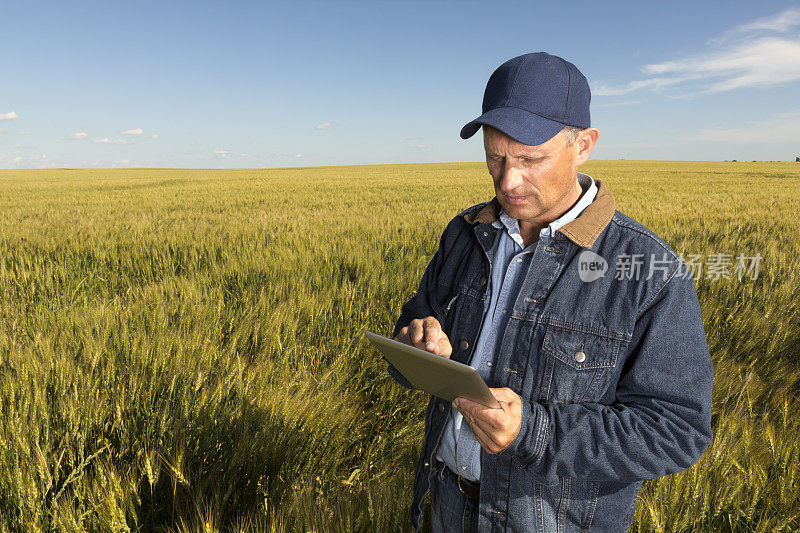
[539,323,626,404]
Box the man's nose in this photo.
[499,162,524,192]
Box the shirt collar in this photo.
[492,173,598,245]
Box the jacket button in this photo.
[459,340,469,351]
[438,403,445,412]
[479,277,486,286]
[424,462,430,468]
[574,350,586,363]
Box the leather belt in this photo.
[442,462,480,501]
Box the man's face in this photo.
[483,125,581,224]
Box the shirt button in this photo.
[438,403,445,412]
[459,340,469,351]
[516,257,523,263]
[486,361,492,367]
[574,350,586,363]
[501,309,508,315]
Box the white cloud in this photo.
[122,128,143,135]
[644,37,800,94]
[63,132,88,140]
[0,128,6,135]
[295,153,303,158]
[315,122,333,130]
[214,149,230,157]
[714,7,800,42]
[12,156,22,163]
[94,137,127,144]
[688,108,800,143]
[594,7,800,97]
[0,111,19,121]
[239,153,248,157]
[151,134,159,140]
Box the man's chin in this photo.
[498,200,538,219]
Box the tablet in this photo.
[365,330,501,409]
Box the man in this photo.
[385,52,714,532]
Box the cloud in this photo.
[213,149,230,157]
[12,156,22,163]
[63,132,88,140]
[94,137,127,144]
[151,134,159,140]
[295,153,303,158]
[315,122,333,130]
[594,7,800,97]
[122,127,143,135]
[0,111,19,121]
[712,7,800,43]
[644,37,800,94]
[0,128,6,135]
[688,108,800,143]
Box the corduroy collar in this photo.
[462,178,616,248]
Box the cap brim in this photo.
[460,107,566,146]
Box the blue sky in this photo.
[2,0,800,169]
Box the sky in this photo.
[2,0,800,169]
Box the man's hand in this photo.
[453,388,522,454]
[394,317,453,358]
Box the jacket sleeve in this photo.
[384,220,456,390]
[499,264,714,485]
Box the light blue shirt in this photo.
[435,172,598,481]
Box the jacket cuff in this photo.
[500,399,549,466]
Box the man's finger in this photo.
[455,397,504,430]
[455,397,513,454]
[456,398,500,452]
[393,326,409,343]
[422,317,443,353]
[408,318,425,346]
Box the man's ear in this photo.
[575,127,599,166]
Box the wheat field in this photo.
[0,161,798,531]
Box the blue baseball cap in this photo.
[460,52,591,146]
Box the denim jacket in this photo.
[387,179,714,532]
